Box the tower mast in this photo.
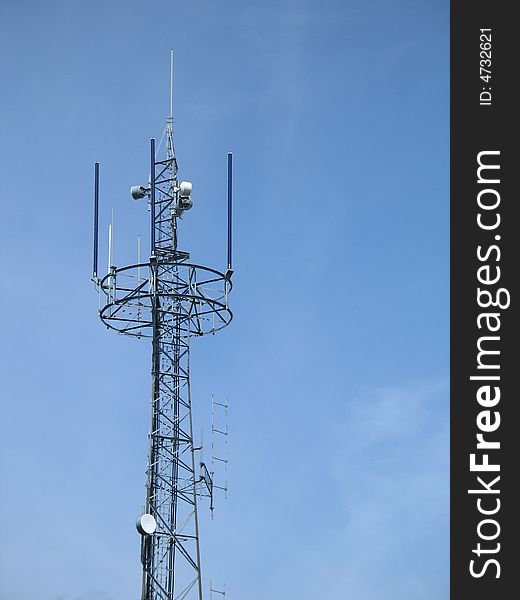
[93,54,233,600]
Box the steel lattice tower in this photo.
[92,53,233,600]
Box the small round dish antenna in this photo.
[136,513,157,536]
[179,181,192,197]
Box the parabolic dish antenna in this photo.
[136,513,157,536]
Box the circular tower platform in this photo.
[98,259,233,338]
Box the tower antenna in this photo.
[92,162,99,280]
[169,49,174,121]
[227,153,233,274]
[92,53,234,600]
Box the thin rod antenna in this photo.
[169,49,174,120]
[110,208,114,267]
[93,162,100,279]
[150,138,156,255]
[227,153,233,271]
[108,223,112,272]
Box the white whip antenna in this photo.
[108,208,114,270]
[107,224,112,272]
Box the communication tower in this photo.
[91,51,234,600]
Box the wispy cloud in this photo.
[322,381,449,599]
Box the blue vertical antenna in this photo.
[227,152,233,272]
[93,162,100,279]
[150,138,156,255]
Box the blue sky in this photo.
[0,1,448,598]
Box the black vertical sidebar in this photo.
[451,2,518,598]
